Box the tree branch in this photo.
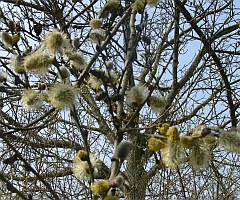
[175,0,237,127]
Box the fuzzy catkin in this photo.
[161,142,185,169]
[148,137,165,151]
[47,83,78,109]
[1,31,12,47]
[89,18,102,29]
[218,129,240,154]
[111,175,124,188]
[91,180,110,195]
[126,85,149,106]
[188,145,211,170]
[72,37,80,49]
[59,66,70,79]
[115,141,132,160]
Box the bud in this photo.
[148,84,154,92]
[82,129,89,139]
[14,76,21,86]
[59,65,70,79]
[72,37,80,49]
[38,83,46,91]
[112,116,120,130]
[106,60,113,70]
[8,20,15,32]
[0,72,7,83]
[33,23,42,36]
[115,140,133,160]
[201,127,212,137]
[110,175,124,188]
[1,31,12,47]
[96,44,102,52]
[28,194,33,200]
[11,32,20,46]
[15,22,21,32]
[142,35,151,45]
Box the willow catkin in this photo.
[115,141,133,160]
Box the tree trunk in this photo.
[125,139,147,200]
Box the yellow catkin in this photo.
[89,28,106,44]
[91,180,110,195]
[21,89,42,110]
[218,129,240,154]
[203,135,216,145]
[167,126,180,142]
[162,142,186,169]
[157,123,170,135]
[23,52,51,76]
[104,196,119,200]
[188,145,211,170]
[180,136,194,148]
[42,30,70,54]
[148,137,165,151]
[75,150,88,161]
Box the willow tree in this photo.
[0,0,240,199]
